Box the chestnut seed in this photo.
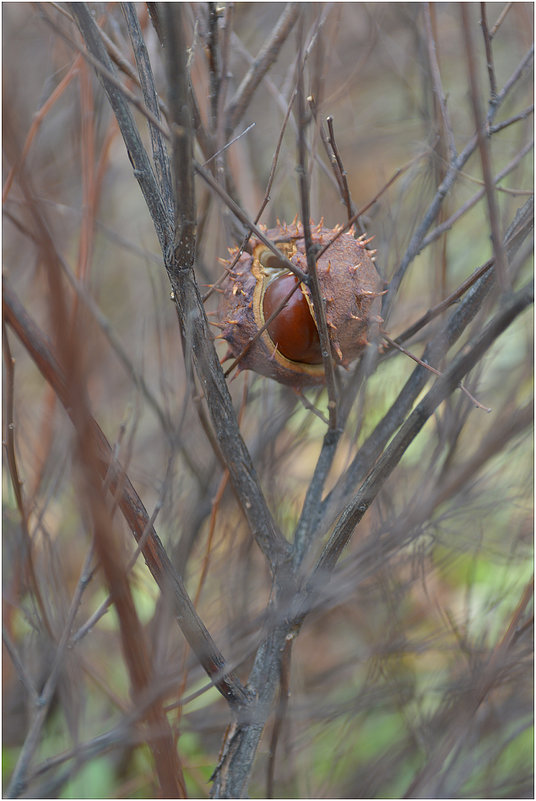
[262,273,322,364]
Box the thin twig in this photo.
[202,87,296,304]
[313,282,532,576]
[123,2,173,210]
[207,2,221,129]
[461,4,508,290]
[3,54,82,203]
[201,122,256,166]
[215,2,234,169]
[296,22,338,431]
[66,3,170,250]
[2,630,39,707]
[3,278,251,711]
[2,323,53,638]
[225,3,300,134]
[326,115,354,221]
[384,44,533,317]
[253,82,298,222]
[194,160,309,284]
[490,2,513,37]
[71,478,167,646]
[424,3,457,161]
[420,139,533,250]
[316,153,423,260]
[194,158,309,282]
[480,3,498,99]
[293,388,329,425]
[321,197,533,527]
[229,18,341,197]
[382,333,491,411]
[488,104,534,134]
[309,98,351,219]
[386,258,494,347]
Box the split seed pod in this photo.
[219,220,382,387]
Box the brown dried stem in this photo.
[162,5,291,576]
[461,4,507,291]
[295,21,338,432]
[326,114,354,221]
[3,278,250,712]
[424,2,457,161]
[313,281,532,576]
[480,2,498,99]
[225,3,300,135]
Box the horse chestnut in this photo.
[263,273,322,365]
[219,220,382,387]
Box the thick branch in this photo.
[162,6,292,574]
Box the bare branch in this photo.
[162,5,292,574]
[424,3,457,161]
[461,4,507,290]
[420,138,533,251]
[296,22,338,430]
[68,3,171,250]
[384,44,533,318]
[381,333,491,412]
[480,2,498,98]
[225,3,300,134]
[489,104,534,134]
[4,7,531,796]
[194,157,309,282]
[3,278,250,712]
[313,282,532,575]
[316,152,423,260]
[123,2,173,209]
[490,2,514,37]
[326,115,354,221]
[322,197,533,524]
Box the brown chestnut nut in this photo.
[262,273,322,365]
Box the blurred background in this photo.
[3,3,533,798]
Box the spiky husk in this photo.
[219,220,382,387]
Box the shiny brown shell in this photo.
[218,220,382,387]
